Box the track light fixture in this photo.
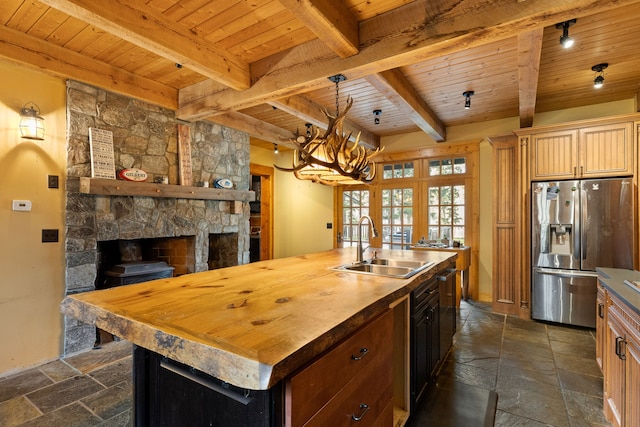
[462,91,474,110]
[373,109,382,125]
[556,19,576,49]
[592,63,608,89]
[273,143,279,154]
[305,123,312,137]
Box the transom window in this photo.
[428,158,466,176]
[382,162,415,179]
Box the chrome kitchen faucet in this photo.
[356,215,379,263]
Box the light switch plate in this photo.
[12,200,32,211]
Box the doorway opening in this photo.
[250,164,274,261]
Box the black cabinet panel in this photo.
[134,347,280,427]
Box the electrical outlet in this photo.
[42,229,59,243]
[48,175,59,189]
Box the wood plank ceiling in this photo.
[2,0,640,150]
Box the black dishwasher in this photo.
[410,276,440,413]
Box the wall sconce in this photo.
[19,102,45,140]
[556,19,576,49]
[373,109,382,125]
[592,63,608,89]
[273,143,279,154]
[462,91,474,109]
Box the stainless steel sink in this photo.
[331,258,434,278]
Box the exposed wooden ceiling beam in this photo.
[178,0,638,121]
[206,112,297,149]
[518,28,544,128]
[365,70,446,142]
[39,0,250,90]
[0,24,176,109]
[268,95,379,149]
[277,0,359,58]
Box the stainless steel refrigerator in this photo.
[531,178,634,328]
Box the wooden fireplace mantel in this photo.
[78,177,255,202]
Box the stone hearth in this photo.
[63,81,251,355]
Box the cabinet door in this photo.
[579,123,633,178]
[596,283,606,371]
[604,308,626,427]
[529,130,578,180]
[625,334,640,427]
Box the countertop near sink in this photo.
[61,248,455,390]
[597,267,640,316]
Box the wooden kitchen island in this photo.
[61,248,456,427]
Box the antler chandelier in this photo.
[276,74,383,186]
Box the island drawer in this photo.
[285,309,393,426]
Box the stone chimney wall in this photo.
[63,80,251,355]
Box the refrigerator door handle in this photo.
[581,186,587,260]
[534,268,599,278]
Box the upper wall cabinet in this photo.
[526,121,634,181]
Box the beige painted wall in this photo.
[250,146,335,258]
[0,61,67,374]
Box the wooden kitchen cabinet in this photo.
[603,293,640,427]
[596,282,607,371]
[528,122,633,181]
[285,309,394,427]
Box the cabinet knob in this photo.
[351,347,369,361]
[351,403,369,421]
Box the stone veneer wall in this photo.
[64,80,251,355]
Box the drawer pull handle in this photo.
[351,403,369,421]
[351,347,369,361]
[615,336,627,360]
[598,303,604,319]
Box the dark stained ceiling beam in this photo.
[277,0,359,58]
[518,28,544,128]
[365,69,446,142]
[178,0,639,121]
[39,0,250,90]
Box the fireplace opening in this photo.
[208,233,239,270]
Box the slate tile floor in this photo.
[0,301,610,426]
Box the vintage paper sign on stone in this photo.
[89,128,116,179]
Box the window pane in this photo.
[392,207,402,224]
[440,206,452,225]
[442,159,453,175]
[383,164,393,179]
[404,163,414,177]
[428,226,439,240]
[343,192,351,207]
[403,188,413,205]
[382,207,391,224]
[428,187,439,205]
[393,163,403,178]
[440,226,452,240]
[453,206,465,225]
[453,185,465,205]
[440,186,452,204]
[362,191,370,206]
[382,226,392,243]
[382,189,390,206]
[428,206,439,223]
[454,158,466,174]
[429,160,440,176]
[343,208,351,224]
[453,226,465,239]
[403,207,413,224]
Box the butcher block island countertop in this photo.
[61,248,455,391]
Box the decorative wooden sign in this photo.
[89,127,116,179]
[178,124,193,186]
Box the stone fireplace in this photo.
[63,81,251,355]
